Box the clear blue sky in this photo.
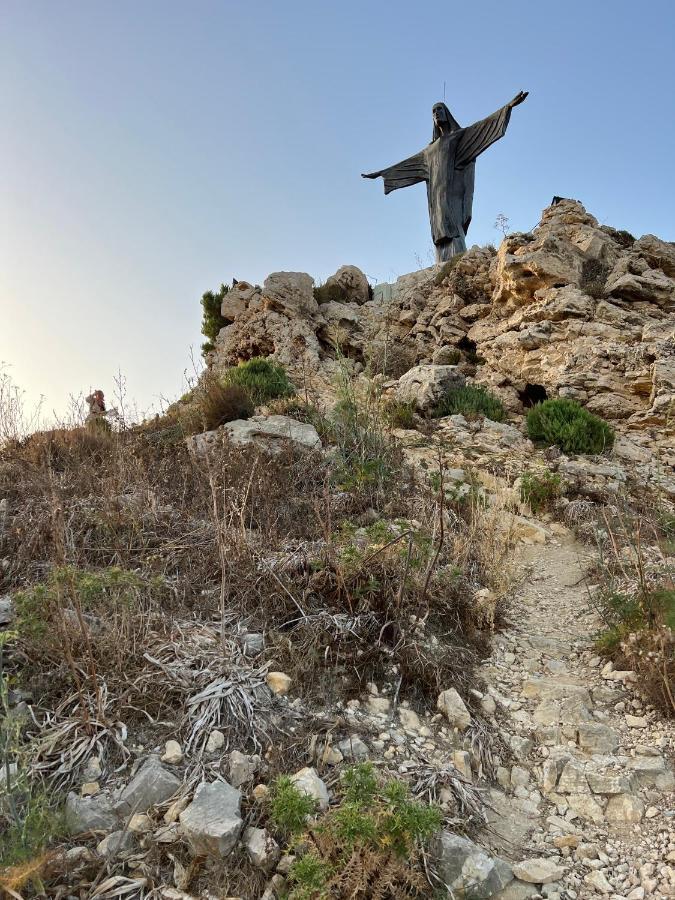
[2,0,674,419]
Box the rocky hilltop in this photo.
[1,199,673,899]
[212,198,674,497]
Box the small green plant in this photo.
[520,469,563,513]
[433,384,506,422]
[200,283,230,357]
[382,400,416,429]
[287,851,333,900]
[222,357,295,406]
[14,566,167,642]
[1,632,64,872]
[526,398,614,455]
[284,764,441,899]
[269,776,317,838]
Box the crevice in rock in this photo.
[518,383,548,408]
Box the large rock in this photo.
[323,265,370,305]
[114,756,181,817]
[65,793,118,834]
[262,272,318,317]
[337,735,369,761]
[179,780,243,857]
[605,793,645,823]
[430,832,513,898]
[395,365,465,413]
[437,688,471,730]
[191,415,321,457]
[511,857,567,884]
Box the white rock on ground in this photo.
[511,858,567,884]
[436,687,471,730]
[161,740,183,765]
[243,826,281,871]
[96,829,133,858]
[205,729,225,753]
[228,750,260,788]
[290,767,329,811]
[179,780,243,857]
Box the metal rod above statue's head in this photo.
[362,91,528,263]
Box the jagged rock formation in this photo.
[211,198,675,494]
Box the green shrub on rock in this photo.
[520,469,563,513]
[526,398,614,455]
[433,384,506,422]
[200,284,230,357]
[222,357,295,406]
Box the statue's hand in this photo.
[508,90,529,109]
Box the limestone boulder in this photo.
[262,272,318,316]
[179,780,243,857]
[243,826,281,871]
[221,281,261,322]
[430,832,513,898]
[323,265,370,305]
[114,757,181,817]
[395,364,465,413]
[437,687,471,730]
[190,415,321,457]
[511,857,567,884]
[65,793,118,834]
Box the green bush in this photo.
[526,399,614,455]
[433,384,506,422]
[269,776,317,838]
[222,358,295,406]
[520,469,563,513]
[283,764,441,899]
[200,284,230,357]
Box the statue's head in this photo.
[432,102,461,139]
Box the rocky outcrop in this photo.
[210,197,674,487]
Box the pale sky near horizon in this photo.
[2,0,674,421]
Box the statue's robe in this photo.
[371,104,512,257]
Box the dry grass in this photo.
[590,503,674,715]
[0,368,519,896]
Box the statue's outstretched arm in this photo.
[508,90,529,108]
[455,91,528,168]
[361,149,428,195]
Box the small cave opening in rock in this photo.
[518,383,549,408]
[457,336,477,354]
[457,335,483,365]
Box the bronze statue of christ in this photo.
[362,91,528,262]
